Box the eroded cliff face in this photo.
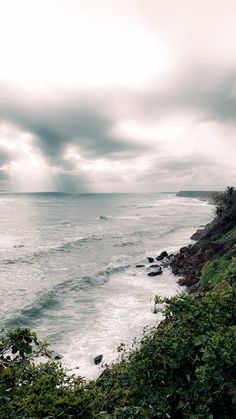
[170,218,236,292]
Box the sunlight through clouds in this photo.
[0,0,236,192]
[0,123,55,191]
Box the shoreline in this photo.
[170,220,215,293]
[92,202,221,378]
[2,189,235,417]
[85,218,212,379]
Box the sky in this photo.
[0,0,236,192]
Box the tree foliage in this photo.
[214,186,236,227]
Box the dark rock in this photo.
[150,264,161,268]
[190,229,205,241]
[153,307,158,314]
[148,270,163,277]
[147,257,155,263]
[54,355,62,360]
[156,251,168,261]
[136,264,145,268]
[178,277,187,286]
[161,257,171,267]
[94,354,103,365]
[179,275,199,287]
[187,282,202,294]
[179,246,189,254]
[148,265,162,274]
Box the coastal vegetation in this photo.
[0,187,236,418]
[176,190,217,202]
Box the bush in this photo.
[0,286,235,418]
[201,255,236,289]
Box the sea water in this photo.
[0,193,214,379]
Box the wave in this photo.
[4,291,61,329]
[2,258,33,265]
[114,241,136,247]
[0,235,103,265]
[60,221,75,226]
[30,236,103,259]
[2,262,131,329]
[99,215,140,220]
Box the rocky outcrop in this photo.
[94,355,103,365]
[156,251,168,261]
[147,271,162,277]
[170,220,225,291]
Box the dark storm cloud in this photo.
[0,83,147,164]
[0,150,11,166]
[0,62,236,193]
[1,64,236,167]
[0,169,8,180]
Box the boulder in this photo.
[136,264,145,268]
[54,355,62,360]
[177,277,187,286]
[179,246,189,254]
[148,270,163,277]
[94,354,103,365]
[178,275,199,287]
[156,251,168,261]
[147,257,155,263]
[150,264,161,268]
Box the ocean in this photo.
[0,192,214,379]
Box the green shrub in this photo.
[217,226,236,246]
[201,255,236,289]
[89,286,236,418]
[0,284,235,417]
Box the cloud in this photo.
[158,154,216,172]
[0,84,148,164]
[0,150,11,166]
[138,65,236,125]
[0,71,236,192]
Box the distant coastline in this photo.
[176,190,218,203]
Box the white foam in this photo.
[60,267,183,380]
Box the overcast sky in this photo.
[0,0,236,192]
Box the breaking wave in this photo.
[2,262,131,329]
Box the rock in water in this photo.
[148,270,163,277]
[156,251,168,261]
[94,354,103,365]
[147,257,155,263]
[136,264,145,268]
[150,264,161,268]
[54,355,62,360]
